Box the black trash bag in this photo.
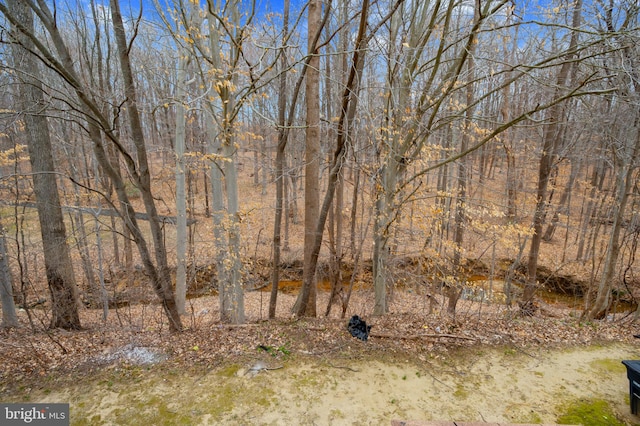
[347,315,372,341]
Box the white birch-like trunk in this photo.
[204,4,245,324]
[175,54,188,315]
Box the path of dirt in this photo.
[14,343,640,425]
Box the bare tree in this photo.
[6,0,81,330]
[293,0,322,317]
[447,0,481,315]
[269,0,291,319]
[108,0,183,330]
[373,0,505,314]
[174,40,190,315]
[294,0,394,317]
[521,0,583,315]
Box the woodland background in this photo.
[0,0,639,333]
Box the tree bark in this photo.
[0,221,19,328]
[109,0,183,331]
[8,0,81,330]
[175,52,189,315]
[294,0,322,317]
[296,0,370,317]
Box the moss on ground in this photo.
[556,398,626,426]
[590,358,626,374]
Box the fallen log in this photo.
[370,332,476,341]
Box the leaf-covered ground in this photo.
[1,290,636,394]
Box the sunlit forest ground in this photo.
[2,148,638,318]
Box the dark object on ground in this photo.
[622,360,640,414]
[348,315,372,341]
[634,334,640,339]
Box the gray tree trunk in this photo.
[8,0,81,330]
[294,0,322,317]
[296,0,370,317]
[203,3,245,324]
[448,0,482,315]
[269,0,290,319]
[0,221,19,328]
[175,53,189,315]
[109,0,183,331]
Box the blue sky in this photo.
[125,0,290,21]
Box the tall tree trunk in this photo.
[447,0,480,315]
[206,117,229,316]
[295,0,370,317]
[201,1,246,324]
[294,0,322,316]
[326,0,349,317]
[373,4,402,316]
[175,53,189,315]
[521,0,582,314]
[110,0,183,331]
[270,0,290,319]
[8,0,81,330]
[220,129,245,324]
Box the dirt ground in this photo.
[2,290,640,425]
[7,343,640,425]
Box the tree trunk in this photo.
[8,0,81,330]
[295,0,369,317]
[175,52,189,315]
[325,0,349,317]
[220,134,245,324]
[110,0,183,331]
[207,117,229,316]
[448,0,480,315]
[0,222,19,328]
[269,0,290,319]
[521,0,582,314]
[294,0,322,317]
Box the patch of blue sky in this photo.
[115,0,292,22]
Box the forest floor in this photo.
[1,289,640,425]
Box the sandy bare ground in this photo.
[12,342,639,425]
